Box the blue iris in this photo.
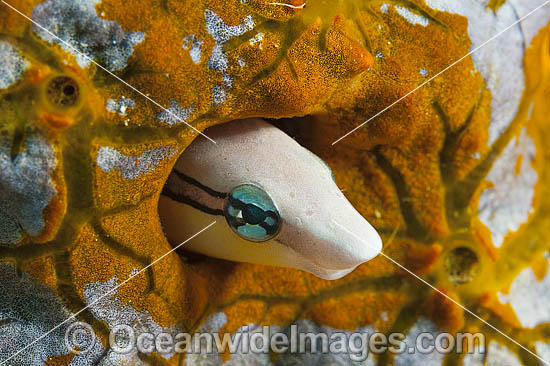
[224,184,281,242]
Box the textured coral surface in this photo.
[0,0,549,365]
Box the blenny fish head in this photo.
[159,118,382,280]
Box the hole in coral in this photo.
[46,76,80,107]
[266,116,317,151]
[63,85,75,96]
[444,246,480,284]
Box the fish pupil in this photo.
[242,204,266,225]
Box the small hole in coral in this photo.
[63,85,75,96]
[444,246,480,284]
[46,76,80,107]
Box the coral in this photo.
[32,0,145,71]
[0,40,29,89]
[0,263,104,365]
[106,96,135,116]
[0,131,57,245]
[0,0,549,365]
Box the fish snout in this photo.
[324,217,382,269]
[291,212,382,280]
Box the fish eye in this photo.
[224,184,281,242]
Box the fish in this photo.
[158,118,382,280]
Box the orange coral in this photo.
[1,0,549,365]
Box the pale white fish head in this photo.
[158,118,382,280]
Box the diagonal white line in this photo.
[1,0,217,144]
[332,219,549,366]
[0,221,217,365]
[332,1,550,145]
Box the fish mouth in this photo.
[274,236,368,280]
[308,266,357,280]
[297,257,361,280]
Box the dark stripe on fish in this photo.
[172,169,227,199]
[162,170,226,216]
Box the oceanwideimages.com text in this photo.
[66,322,485,361]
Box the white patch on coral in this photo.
[380,3,389,13]
[155,99,194,125]
[0,133,57,246]
[508,0,550,46]
[84,274,182,363]
[462,345,486,366]
[394,317,444,366]
[497,259,550,328]
[0,41,30,89]
[204,9,254,105]
[478,128,537,247]
[211,84,228,106]
[420,68,428,76]
[186,314,377,365]
[395,6,429,26]
[535,342,550,365]
[424,0,550,145]
[32,0,145,71]
[198,311,228,333]
[97,145,178,179]
[106,96,135,116]
[184,312,256,366]
[249,32,264,49]
[0,263,104,365]
[186,312,283,366]
[275,320,376,366]
[486,342,522,366]
[183,34,203,64]
[463,342,526,366]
